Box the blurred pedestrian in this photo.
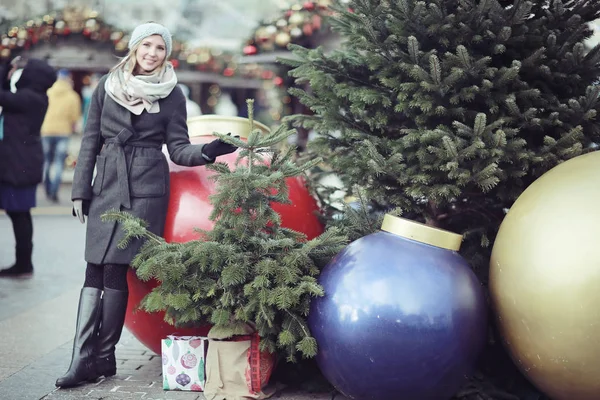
[56,22,238,388]
[0,56,57,278]
[214,90,238,116]
[178,83,202,118]
[81,73,100,128]
[41,69,82,202]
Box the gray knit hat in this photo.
[128,22,172,57]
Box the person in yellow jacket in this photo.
[40,69,81,202]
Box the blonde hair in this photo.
[110,40,170,76]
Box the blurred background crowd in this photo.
[0,0,352,186]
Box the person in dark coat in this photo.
[0,57,57,278]
[56,22,238,388]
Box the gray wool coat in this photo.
[72,75,208,265]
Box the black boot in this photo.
[95,288,129,378]
[56,288,103,388]
[0,244,34,278]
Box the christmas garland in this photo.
[0,6,274,81]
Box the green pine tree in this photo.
[283,0,600,275]
[104,100,348,362]
[281,0,600,397]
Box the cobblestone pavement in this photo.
[0,185,345,400]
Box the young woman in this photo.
[0,57,57,278]
[56,22,237,388]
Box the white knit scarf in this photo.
[105,63,178,115]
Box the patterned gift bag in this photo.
[161,335,208,391]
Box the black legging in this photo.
[84,263,129,291]
[7,211,33,264]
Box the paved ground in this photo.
[0,184,343,400]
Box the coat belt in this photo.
[103,128,161,209]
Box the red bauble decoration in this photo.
[303,1,316,11]
[125,116,324,354]
[261,70,275,80]
[273,76,284,86]
[171,59,179,69]
[303,23,314,36]
[243,45,258,55]
[312,14,322,30]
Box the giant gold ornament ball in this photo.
[490,151,600,400]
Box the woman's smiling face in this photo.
[135,35,167,75]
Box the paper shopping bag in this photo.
[204,332,276,400]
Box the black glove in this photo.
[201,134,238,162]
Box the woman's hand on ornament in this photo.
[201,134,239,161]
[73,199,86,224]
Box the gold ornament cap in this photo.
[380,214,463,251]
[187,115,270,139]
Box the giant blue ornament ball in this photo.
[308,215,488,400]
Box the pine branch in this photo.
[101,210,165,246]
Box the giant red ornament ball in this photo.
[125,116,324,354]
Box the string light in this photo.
[0,5,278,82]
[243,0,335,55]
